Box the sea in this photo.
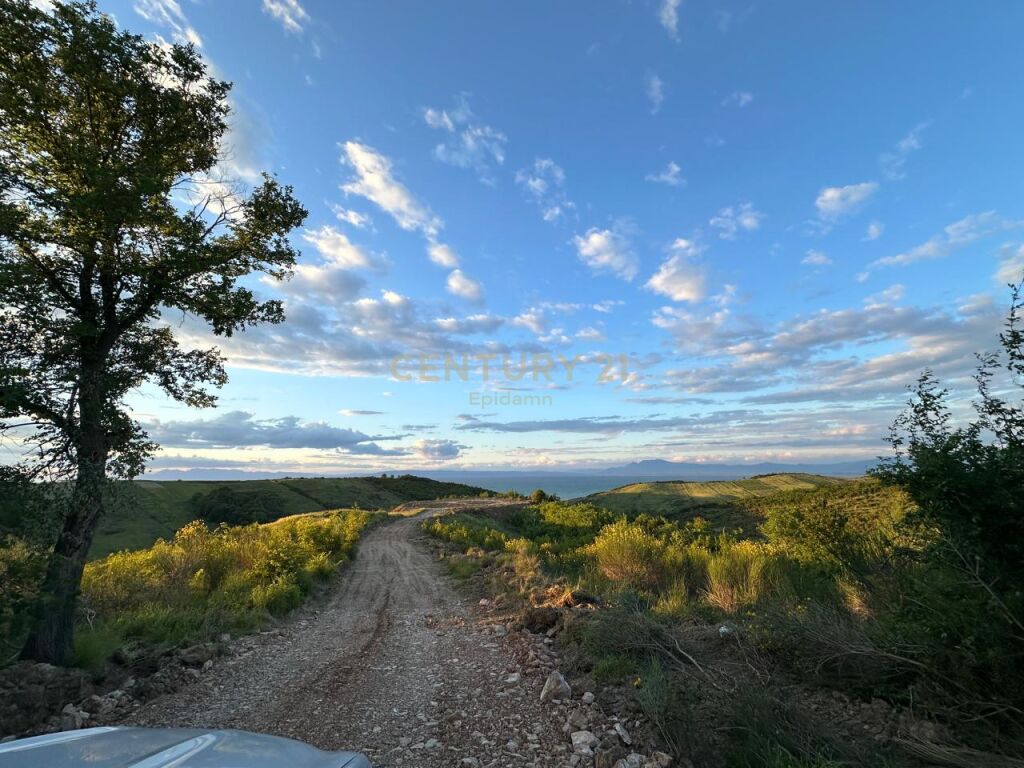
[416,473,630,499]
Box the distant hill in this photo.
[90,475,488,559]
[592,459,875,479]
[583,472,847,528]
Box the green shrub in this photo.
[77,509,374,661]
[588,520,665,589]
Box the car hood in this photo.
[0,727,371,768]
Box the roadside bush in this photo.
[587,520,665,589]
[80,510,374,653]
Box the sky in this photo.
[87,0,1024,474]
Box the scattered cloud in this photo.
[516,158,575,222]
[340,409,386,416]
[645,161,684,187]
[870,211,1012,270]
[446,269,484,302]
[147,411,399,454]
[645,72,665,114]
[301,225,378,270]
[996,244,1024,285]
[865,220,884,241]
[413,438,464,461]
[330,205,371,228]
[423,96,507,183]
[341,141,442,238]
[709,202,763,239]
[573,227,639,281]
[658,0,681,40]
[262,0,310,33]
[802,250,832,266]
[133,0,202,47]
[721,91,754,108]
[427,243,459,268]
[880,121,930,180]
[864,284,905,307]
[815,182,878,220]
[646,239,706,302]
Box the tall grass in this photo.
[77,510,375,659]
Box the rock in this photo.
[582,691,595,705]
[566,708,589,730]
[614,722,632,745]
[596,746,628,768]
[178,643,215,667]
[59,703,88,731]
[217,633,232,644]
[202,659,214,671]
[644,752,673,768]
[612,754,644,768]
[540,671,572,702]
[423,738,441,749]
[570,730,599,753]
[505,672,521,684]
[522,606,560,634]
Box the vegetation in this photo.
[75,509,375,667]
[0,0,307,663]
[584,473,844,530]
[425,467,1022,762]
[88,474,490,557]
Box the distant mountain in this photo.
[594,459,876,479]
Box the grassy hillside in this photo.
[91,475,488,558]
[583,472,847,530]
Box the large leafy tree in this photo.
[0,0,307,663]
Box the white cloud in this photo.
[427,243,459,268]
[870,211,1010,269]
[134,0,202,46]
[645,72,665,114]
[423,96,507,183]
[573,227,639,281]
[802,249,832,266]
[262,0,309,33]
[512,310,547,335]
[709,202,763,239]
[864,284,905,308]
[646,239,706,302]
[341,141,442,238]
[880,121,930,180]
[446,269,484,302]
[815,182,878,219]
[413,438,464,461]
[329,205,371,228]
[301,225,376,269]
[434,314,503,334]
[658,0,681,40]
[516,158,575,222]
[721,91,754,108]
[996,244,1024,285]
[865,220,884,241]
[645,161,684,187]
[576,326,605,341]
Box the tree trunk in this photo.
[21,381,107,665]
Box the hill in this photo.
[592,459,874,479]
[582,472,847,529]
[90,475,488,558]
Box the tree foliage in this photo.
[0,0,307,662]
[873,280,1024,582]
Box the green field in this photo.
[582,473,847,530]
[90,475,488,558]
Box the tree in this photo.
[0,1,307,663]
[874,277,1024,591]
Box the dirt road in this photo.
[118,501,579,766]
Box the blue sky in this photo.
[101,0,1024,474]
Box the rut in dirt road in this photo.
[118,503,582,767]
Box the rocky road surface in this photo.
[116,501,628,767]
